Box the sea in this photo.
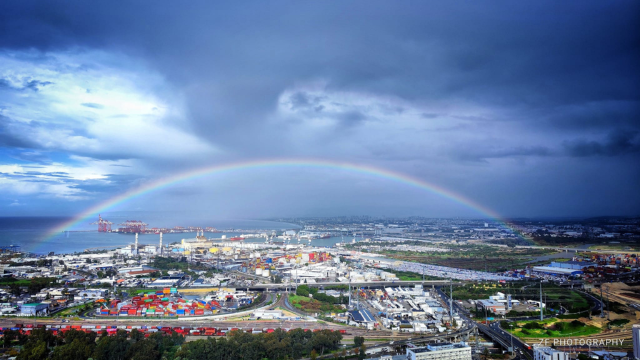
[0,212,354,255]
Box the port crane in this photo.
[118,220,148,233]
[91,214,113,232]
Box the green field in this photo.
[288,295,345,314]
[504,319,600,338]
[384,269,445,281]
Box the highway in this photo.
[246,280,457,291]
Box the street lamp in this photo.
[509,324,514,355]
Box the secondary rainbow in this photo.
[42,158,518,245]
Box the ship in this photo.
[228,237,245,241]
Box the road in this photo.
[247,280,456,291]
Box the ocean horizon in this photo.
[0,213,304,255]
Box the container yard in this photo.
[96,289,257,318]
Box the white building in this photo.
[633,324,640,360]
[406,342,471,360]
[252,309,283,320]
[533,346,568,360]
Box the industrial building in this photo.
[530,266,583,277]
[533,346,568,360]
[20,303,49,316]
[406,342,471,360]
[475,299,506,315]
[348,309,376,328]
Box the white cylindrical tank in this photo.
[263,269,270,277]
[256,268,263,275]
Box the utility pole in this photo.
[540,280,544,321]
[605,288,611,321]
[600,286,605,318]
[509,324,514,355]
[449,280,454,322]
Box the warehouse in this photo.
[20,303,49,316]
[531,266,582,276]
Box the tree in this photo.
[358,345,367,360]
[51,330,96,360]
[3,329,18,348]
[354,336,365,347]
[310,349,318,360]
[9,283,21,296]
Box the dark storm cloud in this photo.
[453,146,554,163]
[563,129,640,157]
[1,1,637,141]
[0,1,638,217]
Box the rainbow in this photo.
[41,158,520,247]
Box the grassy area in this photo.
[384,269,445,281]
[608,319,630,327]
[504,319,601,338]
[53,302,94,317]
[289,295,345,314]
[351,243,556,272]
[457,282,590,313]
[0,278,32,286]
[588,244,638,251]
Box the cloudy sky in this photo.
[0,1,638,219]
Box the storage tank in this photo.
[256,268,263,276]
[209,248,219,253]
[263,269,270,277]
